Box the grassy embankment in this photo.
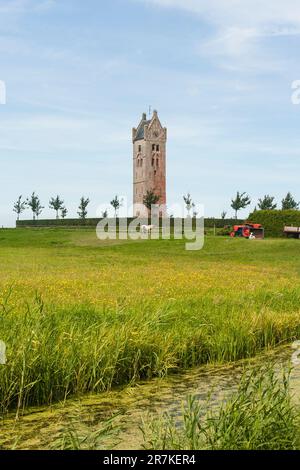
[1,229,300,413]
[54,366,300,451]
[142,366,300,450]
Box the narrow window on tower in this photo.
[152,144,155,152]
[156,145,159,152]
[138,145,142,152]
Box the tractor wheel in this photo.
[230,232,235,238]
[243,228,250,238]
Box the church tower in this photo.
[132,110,167,217]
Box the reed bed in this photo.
[142,366,300,450]
[1,295,300,414]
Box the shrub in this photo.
[217,226,232,236]
[16,218,243,230]
[204,218,243,228]
[247,210,300,237]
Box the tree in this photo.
[183,193,195,217]
[143,190,160,216]
[231,191,251,219]
[27,192,44,220]
[49,195,64,219]
[61,207,68,219]
[101,209,108,218]
[281,192,299,210]
[221,211,227,220]
[13,195,27,221]
[77,197,90,220]
[110,195,123,218]
[257,195,277,211]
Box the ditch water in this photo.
[0,344,299,450]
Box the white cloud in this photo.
[138,0,300,68]
[0,0,55,13]
[200,27,260,59]
[0,115,129,153]
[200,25,300,60]
[0,0,55,33]
[139,0,300,28]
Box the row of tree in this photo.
[12,191,165,221]
[229,191,299,219]
[13,193,125,221]
[13,191,300,221]
[182,191,300,219]
[13,193,92,221]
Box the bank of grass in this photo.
[142,366,300,450]
[1,295,300,414]
[1,230,300,412]
[51,366,300,450]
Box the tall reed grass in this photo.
[1,290,300,415]
[142,366,300,450]
[51,411,120,451]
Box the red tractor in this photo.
[230,223,264,239]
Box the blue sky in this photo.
[1,0,300,226]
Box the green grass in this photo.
[1,229,300,413]
[142,365,300,450]
[44,365,300,450]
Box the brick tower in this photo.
[132,110,167,217]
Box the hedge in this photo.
[247,210,300,237]
[16,217,241,229]
[204,218,243,228]
[17,218,125,228]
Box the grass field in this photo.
[1,229,300,413]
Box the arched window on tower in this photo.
[156,144,160,152]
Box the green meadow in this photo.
[1,229,300,414]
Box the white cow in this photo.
[141,225,155,234]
